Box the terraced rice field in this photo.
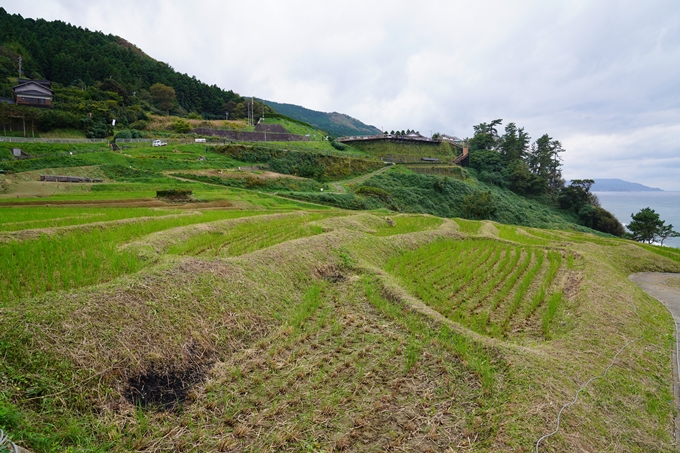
[370,215,443,236]
[386,238,567,338]
[0,207,181,231]
[167,213,331,257]
[0,209,265,303]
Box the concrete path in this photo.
[629,272,680,441]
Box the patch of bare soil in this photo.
[314,264,348,283]
[124,341,212,411]
[563,270,582,300]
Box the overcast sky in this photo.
[5,0,680,189]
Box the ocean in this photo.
[594,191,680,249]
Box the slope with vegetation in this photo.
[264,100,382,138]
[0,8,678,452]
[464,119,625,236]
[0,7,281,140]
[1,191,679,452]
[1,121,680,452]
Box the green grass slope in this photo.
[346,139,460,160]
[1,205,679,452]
[292,166,590,231]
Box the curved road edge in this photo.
[629,272,680,442]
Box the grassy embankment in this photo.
[346,139,461,161]
[1,199,680,452]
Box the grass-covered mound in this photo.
[212,144,384,181]
[347,139,460,160]
[1,206,680,452]
[172,172,327,193]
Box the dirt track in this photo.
[629,272,680,441]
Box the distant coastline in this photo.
[591,178,663,192]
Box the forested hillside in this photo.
[0,8,261,120]
[465,119,625,236]
[265,100,382,137]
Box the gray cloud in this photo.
[4,0,680,189]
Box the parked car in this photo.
[152,140,167,147]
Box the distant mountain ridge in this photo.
[264,100,382,138]
[592,179,663,192]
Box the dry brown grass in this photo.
[146,115,250,132]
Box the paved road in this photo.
[629,272,680,441]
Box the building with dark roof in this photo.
[13,79,54,108]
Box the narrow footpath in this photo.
[329,163,395,194]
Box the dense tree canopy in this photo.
[468,118,564,198]
[0,8,261,120]
[467,118,626,236]
[149,83,175,114]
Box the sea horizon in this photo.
[594,191,680,249]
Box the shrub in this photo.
[172,173,324,192]
[171,118,192,133]
[462,190,496,220]
[478,170,507,188]
[287,192,383,210]
[186,112,202,120]
[156,189,192,200]
[84,120,109,138]
[114,130,132,140]
[130,120,148,130]
[38,110,81,131]
[114,129,143,141]
[331,140,347,151]
[355,185,392,203]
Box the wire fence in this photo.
[0,137,107,144]
[0,428,19,453]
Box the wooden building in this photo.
[13,79,54,108]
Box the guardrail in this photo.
[0,137,107,144]
[337,134,441,144]
[114,138,153,143]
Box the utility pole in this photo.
[18,56,22,79]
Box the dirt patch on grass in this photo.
[314,264,348,283]
[563,270,582,299]
[124,341,212,411]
